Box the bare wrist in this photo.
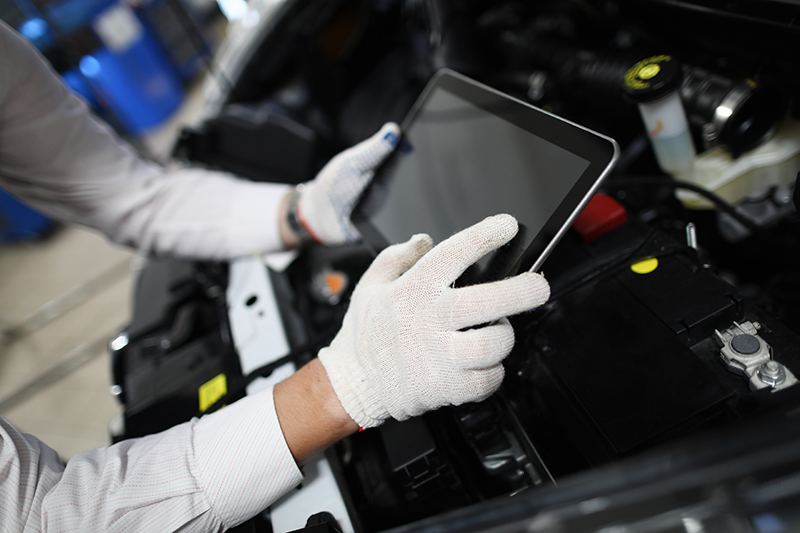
[274,358,359,464]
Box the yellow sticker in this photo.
[199,373,227,412]
[631,258,659,274]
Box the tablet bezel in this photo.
[355,69,620,274]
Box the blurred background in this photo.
[0,0,229,458]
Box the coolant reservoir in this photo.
[676,119,800,209]
[624,55,696,176]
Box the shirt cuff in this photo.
[192,386,303,529]
[227,181,292,257]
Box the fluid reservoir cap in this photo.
[731,334,761,355]
[623,55,683,102]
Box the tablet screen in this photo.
[355,70,618,273]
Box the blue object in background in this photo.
[15,16,105,114]
[45,0,114,34]
[20,0,185,137]
[62,67,103,111]
[0,189,54,242]
[77,3,184,136]
[18,17,57,50]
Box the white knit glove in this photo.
[318,214,551,429]
[295,122,400,245]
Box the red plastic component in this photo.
[572,193,628,243]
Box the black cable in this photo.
[549,174,794,303]
[608,176,764,235]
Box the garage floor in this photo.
[0,74,210,460]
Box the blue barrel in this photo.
[38,0,184,136]
[77,2,184,136]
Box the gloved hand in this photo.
[292,122,400,246]
[318,214,551,429]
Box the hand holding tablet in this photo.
[319,214,551,429]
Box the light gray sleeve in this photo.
[0,21,290,260]
[0,386,303,531]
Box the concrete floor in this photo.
[0,225,136,458]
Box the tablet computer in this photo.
[353,69,619,279]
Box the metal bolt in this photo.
[757,361,786,387]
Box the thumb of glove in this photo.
[335,122,401,176]
[297,122,400,245]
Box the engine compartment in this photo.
[112,1,800,531]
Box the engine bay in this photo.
[111,1,800,531]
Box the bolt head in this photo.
[757,361,786,387]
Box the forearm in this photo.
[0,21,291,260]
[0,382,309,531]
[0,415,222,532]
[273,358,359,464]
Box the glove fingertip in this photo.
[409,214,520,286]
[469,366,506,404]
[378,122,401,148]
[408,232,435,253]
[488,213,518,233]
[388,233,434,272]
[475,214,519,246]
[453,318,515,370]
[347,123,402,174]
[519,271,551,308]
